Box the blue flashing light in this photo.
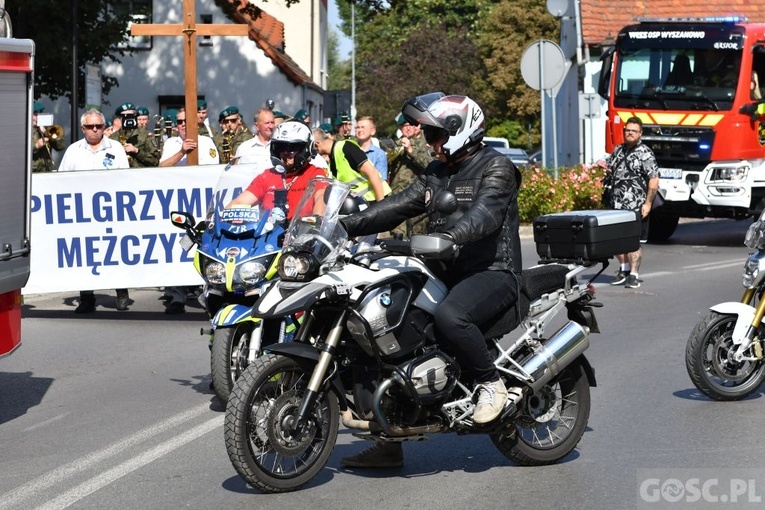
[699,143,711,150]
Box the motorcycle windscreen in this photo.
[206,161,275,220]
[285,178,351,265]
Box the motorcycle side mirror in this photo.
[434,191,459,215]
[170,210,196,230]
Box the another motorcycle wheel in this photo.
[225,354,339,493]
[685,311,765,401]
[491,360,590,465]
[211,323,255,404]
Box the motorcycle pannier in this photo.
[533,209,641,261]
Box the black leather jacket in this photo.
[342,145,522,276]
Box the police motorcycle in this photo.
[171,160,287,404]
[224,177,621,493]
[686,210,765,400]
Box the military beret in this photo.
[219,105,239,122]
[164,108,178,124]
[33,101,45,113]
[273,110,290,120]
[334,113,352,127]
[136,106,150,116]
[197,99,207,110]
[294,109,309,122]
[318,123,333,134]
[115,102,136,116]
[395,113,406,126]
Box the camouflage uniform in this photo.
[32,127,66,173]
[110,127,159,168]
[213,126,253,163]
[389,134,433,237]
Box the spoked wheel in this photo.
[491,360,590,465]
[211,323,256,404]
[225,354,339,493]
[686,311,765,401]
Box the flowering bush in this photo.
[518,162,608,223]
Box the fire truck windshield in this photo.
[615,47,742,109]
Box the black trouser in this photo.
[433,269,519,384]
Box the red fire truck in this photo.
[0,20,33,357]
[598,17,765,240]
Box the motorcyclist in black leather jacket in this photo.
[340,93,524,469]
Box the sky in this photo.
[328,0,353,59]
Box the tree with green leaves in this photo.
[7,2,135,105]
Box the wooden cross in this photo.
[131,0,250,165]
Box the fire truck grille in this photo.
[640,126,715,172]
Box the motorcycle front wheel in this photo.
[225,354,339,493]
[211,322,255,404]
[491,360,590,465]
[686,311,765,401]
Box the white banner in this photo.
[24,164,257,294]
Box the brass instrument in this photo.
[45,124,64,141]
[221,130,233,163]
[119,129,133,164]
[151,114,164,152]
[386,137,405,165]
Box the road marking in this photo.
[33,416,223,510]
[23,413,69,432]
[0,402,212,510]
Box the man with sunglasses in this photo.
[159,108,219,167]
[59,109,131,313]
[339,93,524,468]
[213,106,253,159]
[603,116,659,289]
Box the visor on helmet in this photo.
[401,92,445,127]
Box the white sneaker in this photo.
[473,379,508,424]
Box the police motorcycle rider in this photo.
[339,93,524,468]
[227,120,327,219]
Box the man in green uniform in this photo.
[32,101,66,173]
[333,112,353,140]
[109,102,159,168]
[213,105,253,163]
[197,99,215,138]
[389,113,433,236]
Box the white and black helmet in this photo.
[270,120,316,172]
[401,93,485,162]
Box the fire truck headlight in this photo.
[713,165,748,182]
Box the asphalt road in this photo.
[2,218,763,510]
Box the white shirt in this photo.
[160,135,220,165]
[58,137,130,171]
[234,135,271,167]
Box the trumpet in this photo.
[386,137,405,164]
[45,124,64,141]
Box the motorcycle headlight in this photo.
[234,261,267,288]
[278,252,315,281]
[743,258,760,288]
[205,261,226,285]
[745,221,765,249]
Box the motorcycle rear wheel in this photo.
[686,311,765,401]
[211,323,254,404]
[225,354,339,493]
[491,360,590,465]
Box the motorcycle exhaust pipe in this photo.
[521,321,589,393]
